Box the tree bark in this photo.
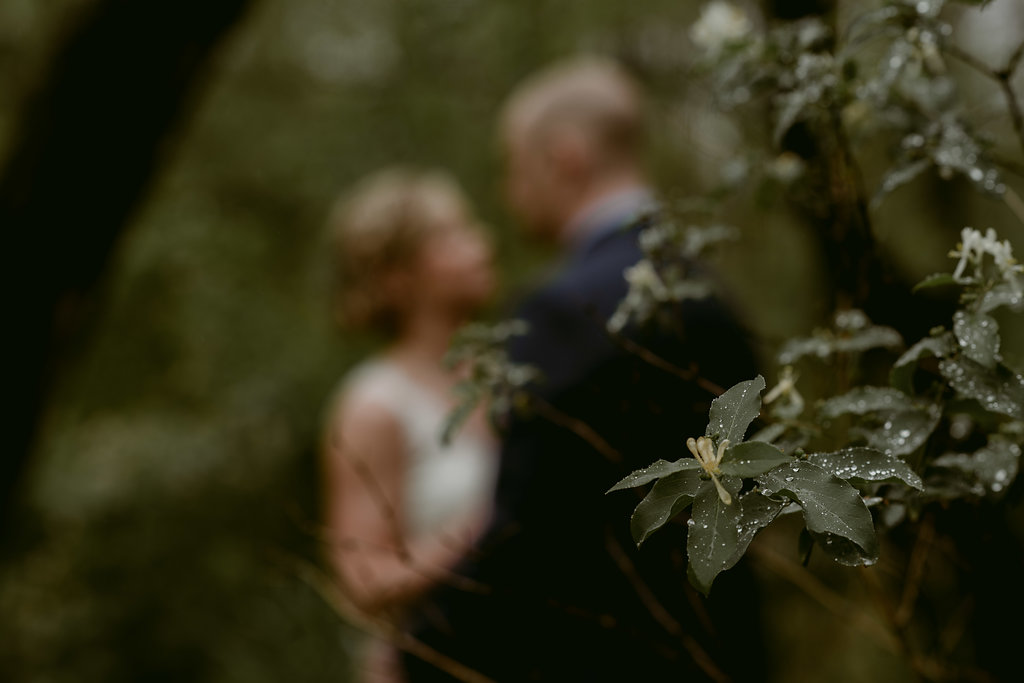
[0,0,253,530]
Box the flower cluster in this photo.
[686,436,733,504]
[949,227,1024,293]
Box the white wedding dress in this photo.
[329,357,498,683]
[338,358,498,538]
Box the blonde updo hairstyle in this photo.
[328,166,470,336]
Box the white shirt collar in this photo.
[564,186,658,252]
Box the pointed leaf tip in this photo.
[706,375,766,445]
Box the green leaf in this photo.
[729,492,786,566]
[441,384,482,445]
[890,332,955,394]
[719,441,793,477]
[756,461,878,566]
[607,458,700,493]
[748,422,788,444]
[978,281,1024,314]
[953,310,1000,369]
[630,469,705,546]
[818,386,917,420]
[809,531,879,566]
[686,476,743,595]
[854,405,942,456]
[931,436,1021,497]
[874,158,931,207]
[706,375,766,445]
[939,357,1024,418]
[913,272,957,292]
[807,447,924,490]
[833,325,903,355]
[778,325,903,365]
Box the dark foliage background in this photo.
[0,1,1021,682]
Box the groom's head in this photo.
[499,56,647,243]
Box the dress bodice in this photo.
[335,359,498,539]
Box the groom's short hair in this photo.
[499,55,645,167]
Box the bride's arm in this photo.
[323,393,478,616]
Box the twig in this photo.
[324,532,492,598]
[895,513,934,627]
[295,558,498,683]
[1002,185,1024,227]
[747,543,901,653]
[946,42,1024,158]
[858,565,954,683]
[608,332,725,397]
[605,531,732,683]
[530,396,624,463]
[939,594,974,657]
[332,432,411,561]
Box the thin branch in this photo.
[938,595,975,657]
[747,543,901,653]
[945,44,997,79]
[1004,40,1024,77]
[1002,185,1024,227]
[608,332,726,397]
[530,396,624,463]
[324,533,492,598]
[945,43,1024,158]
[295,558,498,683]
[895,513,933,628]
[605,532,732,683]
[331,431,411,562]
[996,78,1024,159]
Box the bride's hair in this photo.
[327,166,469,335]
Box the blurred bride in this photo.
[320,167,499,683]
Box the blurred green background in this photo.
[1,1,1022,682]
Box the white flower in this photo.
[765,368,802,405]
[624,260,669,300]
[690,1,753,56]
[949,227,1023,292]
[686,436,733,504]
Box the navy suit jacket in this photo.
[403,215,766,682]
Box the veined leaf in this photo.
[931,436,1021,497]
[890,332,955,394]
[706,375,766,445]
[939,357,1024,419]
[807,447,924,490]
[727,492,786,567]
[854,405,941,456]
[818,386,917,420]
[778,325,902,365]
[630,469,705,546]
[686,476,743,595]
[978,281,1024,314]
[912,272,957,293]
[719,441,793,477]
[757,461,878,566]
[748,422,788,444]
[607,458,699,493]
[953,310,1000,369]
[833,325,903,355]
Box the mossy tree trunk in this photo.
[0,0,253,530]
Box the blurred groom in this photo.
[403,56,766,682]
